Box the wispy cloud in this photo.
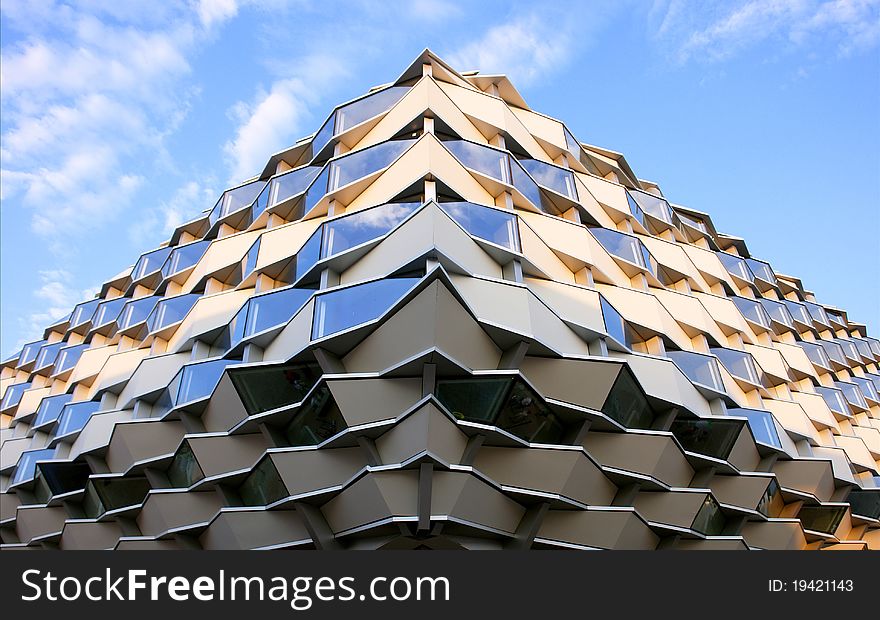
[652,0,880,63]
[127,180,217,246]
[12,269,99,351]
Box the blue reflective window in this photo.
[266,165,323,210]
[33,394,73,428]
[92,298,127,328]
[312,115,335,157]
[322,202,421,258]
[852,377,880,403]
[11,449,56,486]
[209,179,265,226]
[56,401,101,436]
[625,190,647,228]
[176,359,237,405]
[161,240,209,279]
[444,140,510,182]
[677,211,707,233]
[667,350,725,391]
[711,347,762,385]
[817,340,846,365]
[591,228,655,273]
[1,382,32,410]
[563,126,583,159]
[731,408,782,448]
[302,166,330,216]
[783,300,812,326]
[70,299,101,327]
[745,258,776,284]
[294,227,323,281]
[518,158,577,199]
[34,341,65,370]
[312,278,420,339]
[54,343,89,374]
[804,301,831,327]
[146,294,200,333]
[439,202,520,251]
[328,139,415,191]
[336,86,410,133]
[833,338,861,363]
[717,252,755,282]
[731,296,771,328]
[629,189,673,224]
[835,381,868,409]
[132,247,173,280]
[815,386,849,415]
[229,287,315,348]
[798,341,832,369]
[242,237,261,277]
[600,296,628,348]
[19,341,46,366]
[118,296,161,330]
[760,299,794,328]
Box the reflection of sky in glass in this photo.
[313,278,419,338]
[268,165,323,208]
[54,344,89,374]
[732,408,782,448]
[518,158,576,199]
[1,382,31,409]
[132,247,172,280]
[712,347,761,384]
[34,393,73,427]
[12,449,55,486]
[323,202,420,258]
[336,86,410,132]
[717,252,755,282]
[444,140,509,182]
[70,299,101,327]
[329,139,415,190]
[56,401,101,436]
[162,240,209,278]
[147,294,200,332]
[440,202,519,250]
[93,298,126,327]
[815,386,849,414]
[591,228,648,269]
[629,189,673,223]
[34,341,64,369]
[667,350,724,391]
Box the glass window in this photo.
[322,202,421,258]
[209,179,265,227]
[19,340,46,366]
[817,340,847,365]
[625,190,647,228]
[11,449,56,486]
[509,160,544,210]
[82,477,151,518]
[804,301,831,327]
[166,441,205,489]
[756,479,781,517]
[797,505,846,534]
[146,294,200,333]
[93,298,127,328]
[730,408,782,448]
[494,381,564,443]
[851,338,876,362]
[851,377,879,403]
[716,252,755,283]
[745,258,776,284]
[35,461,91,501]
[677,211,707,233]
[601,367,654,429]
[759,299,794,328]
[666,350,725,391]
[302,167,330,217]
[591,228,655,273]
[294,227,323,282]
[54,343,89,375]
[670,418,743,460]
[161,240,209,279]
[336,86,410,133]
[328,138,415,191]
[797,341,832,370]
[312,277,420,339]
[229,287,315,348]
[629,189,673,224]
[242,237,261,277]
[444,140,510,182]
[436,378,512,423]
[835,381,868,409]
[600,296,629,348]
[711,347,762,385]
[825,309,847,327]
[118,296,161,330]
[563,126,583,159]
[517,158,577,199]
[846,490,880,520]
[238,457,287,506]
[439,202,520,250]
[691,495,727,535]
[284,385,346,446]
[33,393,73,429]
[229,362,322,415]
[56,401,101,436]
[70,299,101,327]
[266,165,323,210]
[132,247,173,281]
[176,359,236,406]
[1,381,32,410]
[783,300,812,326]
[815,386,849,416]
[34,341,65,370]
[833,338,861,363]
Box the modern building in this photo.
[1,50,878,551]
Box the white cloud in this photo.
[196,0,239,28]
[408,0,463,21]
[127,180,217,245]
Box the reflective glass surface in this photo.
[745,258,776,284]
[804,301,831,327]
[833,338,861,362]
[717,252,755,282]
[817,340,846,365]
[677,211,707,232]
[439,202,520,250]
[328,138,415,191]
[229,362,322,415]
[835,381,867,409]
[798,341,832,369]
[760,299,794,328]
[1,382,32,410]
[266,165,323,210]
[161,240,209,278]
[601,367,654,429]
[667,350,725,391]
[783,300,812,326]
[33,394,73,428]
[847,490,880,519]
[210,179,265,226]
[176,359,236,405]
[851,377,880,403]
[242,237,261,277]
[692,495,727,535]
[285,385,346,446]
[591,228,654,273]
[82,477,150,518]
[730,408,782,448]
[336,86,409,132]
[35,461,92,500]
[239,458,287,506]
[518,158,577,199]
[167,442,205,489]
[600,296,628,348]
[322,202,420,258]
[436,378,512,423]
[19,341,46,366]
[118,296,161,330]
[146,294,200,332]
[797,505,846,534]
[93,298,127,327]
[815,386,849,415]
[70,299,101,327]
[312,277,420,338]
[670,417,743,459]
[711,347,762,385]
[230,286,314,347]
[11,449,55,486]
[56,401,101,436]
[629,189,673,224]
[54,343,89,374]
[444,140,509,182]
[509,160,544,209]
[34,341,64,370]
[625,190,647,228]
[132,247,173,280]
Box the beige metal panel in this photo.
[328,378,422,428]
[620,353,714,417]
[772,458,835,501]
[811,447,858,486]
[578,174,629,213]
[518,211,596,270]
[137,491,223,536]
[271,448,364,497]
[709,474,773,511]
[437,81,507,134]
[517,219,576,283]
[68,410,133,462]
[653,289,728,343]
[0,436,30,471]
[598,286,693,350]
[682,244,735,286]
[256,219,322,270]
[86,348,150,400]
[763,398,822,444]
[726,428,761,473]
[582,432,694,487]
[508,105,566,151]
[518,356,619,411]
[105,420,186,473]
[537,509,659,549]
[202,374,250,433]
[0,491,21,520]
[15,505,67,543]
[692,292,754,338]
[744,344,791,382]
[641,237,707,288]
[572,175,619,229]
[323,470,419,534]
[774,341,816,377]
[790,391,839,431]
[632,490,706,529]
[451,274,531,337]
[59,521,124,550]
[474,446,616,506]
[116,352,190,408]
[181,230,261,293]
[527,295,591,356]
[375,403,468,466]
[431,470,525,535]
[14,386,51,421]
[525,278,605,335]
[189,433,270,478]
[200,509,311,550]
[740,520,807,550]
[851,425,880,457]
[68,345,114,385]
[260,300,314,363]
[830,436,877,473]
[166,289,252,352]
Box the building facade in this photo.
[1,51,878,550]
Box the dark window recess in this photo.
[756,479,781,518]
[33,461,92,503]
[82,477,151,518]
[238,457,287,506]
[846,490,880,520]
[166,442,205,489]
[229,363,322,415]
[601,367,654,429]
[670,418,744,460]
[284,385,346,446]
[797,505,847,534]
[692,495,727,535]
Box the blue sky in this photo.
[1,0,878,356]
